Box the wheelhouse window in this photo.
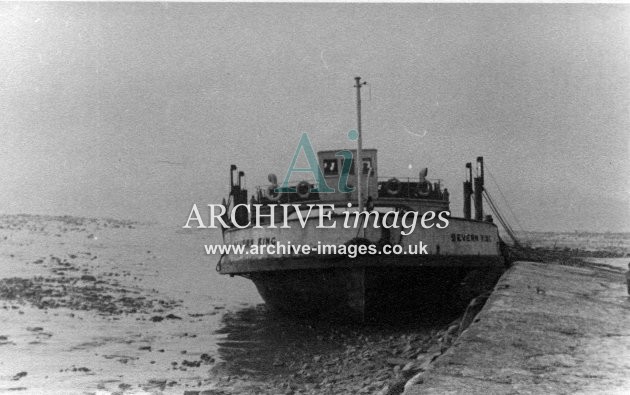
[323,159,339,175]
[347,158,373,175]
[362,158,373,174]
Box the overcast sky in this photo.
[1,3,629,232]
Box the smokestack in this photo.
[474,157,484,221]
[463,162,472,219]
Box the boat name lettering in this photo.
[232,237,277,247]
[450,233,491,242]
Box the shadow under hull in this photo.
[249,257,504,322]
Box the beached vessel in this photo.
[217,78,506,321]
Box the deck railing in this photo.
[376,177,445,200]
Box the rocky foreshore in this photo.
[0,214,461,394]
[0,214,627,394]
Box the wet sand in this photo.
[0,215,231,394]
[2,215,625,394]
[0,215,456,394]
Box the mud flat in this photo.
[403,260,630,394]
[0,214,457,394]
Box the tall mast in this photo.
[354,76,366,213]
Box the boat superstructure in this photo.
[216,78,506,321]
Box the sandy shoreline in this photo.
[0,214,627,394]
[0,215,227,394]
[0,215,457,395]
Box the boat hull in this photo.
[249,267,367,321]
[218,215,505,321]
[245,255,504,322]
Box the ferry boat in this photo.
[216,78,506,321]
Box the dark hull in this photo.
[248,256,504,322]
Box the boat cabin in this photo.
[238,148,448,208]
[317,149,378,203]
